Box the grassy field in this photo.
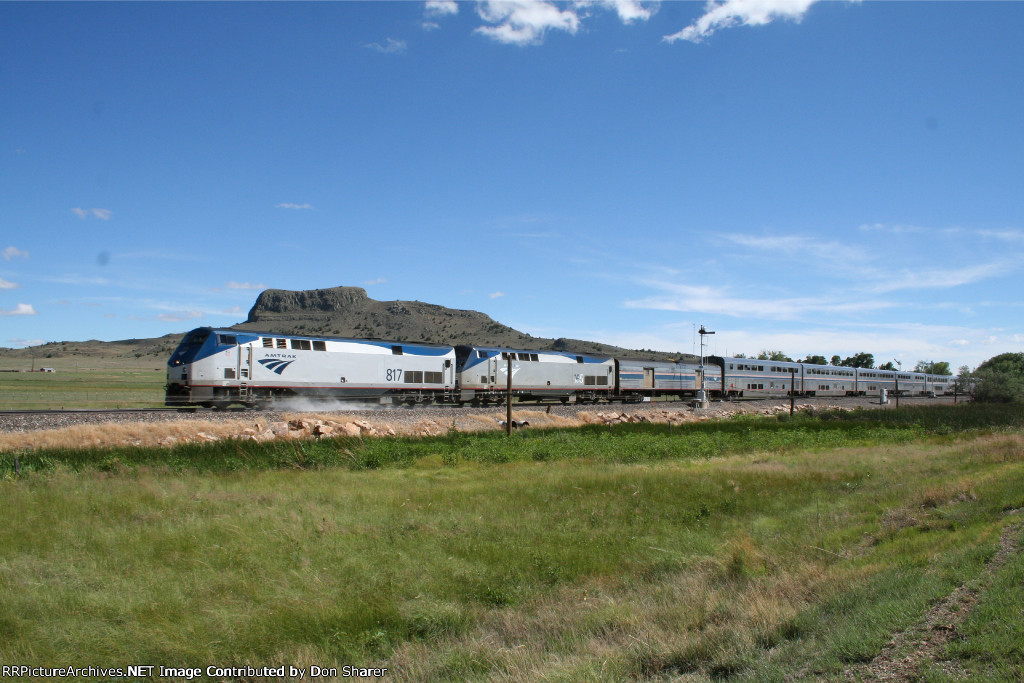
[2,405,1023,681]
[0,368,167,410]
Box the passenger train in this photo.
[165,327,955,409]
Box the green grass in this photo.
[0,368,167,410]
[2,403,1023,680]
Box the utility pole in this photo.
[698,325,714,408]
[790,368,795,417]
[506,354,513,436]
[894,359,901,411]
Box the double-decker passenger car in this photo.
[706,356,953,399]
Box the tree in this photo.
[878,361,896,371]
[840,352,875,369]
[914,360,952,375]
[971,352,1024,403]
[956,365,972,395]
[757,350,793,362]
[800,354,828,365]
[830,355,842,366]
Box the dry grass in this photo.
[0,418,256,451]
[0,409,588,453]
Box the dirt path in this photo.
[844,511,1022,682]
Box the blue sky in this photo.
[2,0,1022,370]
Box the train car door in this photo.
[644,368,655,389]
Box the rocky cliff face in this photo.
[247,287,370,315]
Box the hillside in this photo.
[0,286,690,368]
[0,334,183,371]
[234,286,686,360]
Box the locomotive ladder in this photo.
[238,344,253,403]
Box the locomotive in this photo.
[165,327,953,409]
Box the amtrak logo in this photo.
[258,358,296,375]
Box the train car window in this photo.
[291,339,312,351]
[262,338,274,348]
[501,352,511,360]
[224,368,236,379]
[518,353,530,361]
[312,341,327,351]
[530,354,539,361]
[219,335,237,346]
[478,350,488,358]
[276,339,287,349]
[576,356,584,363]
[424,371,442,383]
[597,376,608,385]
[405,371,423,383]
[585,376,596,385]
[481,376,488,384]
[392,345,403,355]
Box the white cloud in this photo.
[624,281,895,321]
[276,202,314,210]
[869,261,1014,294]
[664,0,826,43]
[363,277,388,286]
[976,228,1024,243]
[71,207,112,220]
[858,222,927,235]
[475,0,581,45]
[3,246,29,261]
[157,311,204,323]
[0,303,36,316]
[721,232,870,267]
[425,0,458,16]
[6,337,46,348]
[225,281,268,290]
[365,38,408,54]
[43,275,111,286]
[582,0,655,24]
[719,230,1016,294]
[490,291,506,298]
[0,278,19,290]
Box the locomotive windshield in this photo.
[454,345,474,371]
[167,328,211,367]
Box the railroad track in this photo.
[0,407,204,416]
